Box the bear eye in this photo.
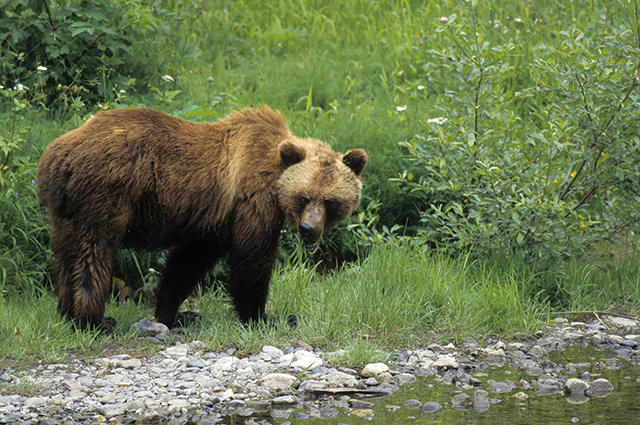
[325,199,338,212]
[298,196,310,208]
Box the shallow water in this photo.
[273,345,640,424]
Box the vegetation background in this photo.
[1,0,639,364]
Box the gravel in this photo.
[1,314,639,424]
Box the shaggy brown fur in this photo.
[37,107,366,331]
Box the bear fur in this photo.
[37,107,366,332]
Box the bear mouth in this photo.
[304,242,319,255]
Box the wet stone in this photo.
[451,393,473,410]
[350,400,374,409]
[401,399,422,409]
[421,401,442,413]
[487,379,516,394]
[588,378,614,397]
[472,389,491,413]
[565,378,590,395]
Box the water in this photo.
[268,345,640,424]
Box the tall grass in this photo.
[3,241,640,364]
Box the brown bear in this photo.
[37,107,366,332]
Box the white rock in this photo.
[24,397,47,408]
[272,395,298,405]
[117,358,142,369]
[433,355,458,369]
[99,404,126,417]
[606,316,637,329]
[260,373,296,390]
[262,345,284,359]
[290,351,323,370]
[168,399,190,412]
[214,356,240,371]
[165,345,189,357]
[324,371,358,387]
[361,363,389,378]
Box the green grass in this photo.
[3,241,640,367]
[1,0,640,367]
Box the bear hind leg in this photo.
[71,238,119,332]
[154,241,222,328]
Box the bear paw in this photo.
[99,316,117,334]
[174,311,203,328]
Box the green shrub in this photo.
[0,0,170,108]
[396,0,640,259]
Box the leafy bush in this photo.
[0,0,167,108]
[397,0,640,259]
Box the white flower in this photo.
[162,75,174,82]
[427,117,448,125]
[439,17,448,23]
[514,18,523,23]
[119,90,126,93]
[37,66,47,72]
[396,105,407,112]
[13,84,28,91]
[417,85,426,90]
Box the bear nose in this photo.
[299,223,316,240]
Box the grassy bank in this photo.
[2,242,639,365]
[1,0,640,365]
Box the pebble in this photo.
[0,315,635,424]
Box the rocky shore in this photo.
[1,314,639,425]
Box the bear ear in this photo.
[342,149,367,177]
[279,140,306,167]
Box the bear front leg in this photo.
[226,234,280,324]
[154,241,222,328]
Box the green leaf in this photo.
[306,85,313,113]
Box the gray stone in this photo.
[272,395,298,405]
[450,393,472,410]
[587,378,614,397]
[564,378,590,395]
[472,389,491,413]
[421,401,442,413]
[532,376,563,395]
[186,358,206,368]
[350,400,374,409]
[487,379,516,394]
[396,372,417,385]
[376,372,396,385]
[401,399,422,409]
[433,355,458,369]
[130,320,171,337]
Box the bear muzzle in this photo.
[298,206,324,255]
[299,222,320,254]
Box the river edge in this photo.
[1,314,639,424]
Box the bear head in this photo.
[276,138,367,254]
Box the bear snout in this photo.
[299,222,321,254]
[299,222,316,240]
